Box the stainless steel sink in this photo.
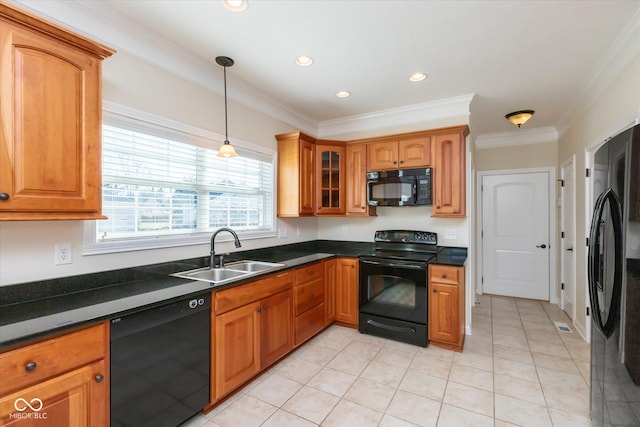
[171,260,284,285]
[224,260,284,272]
[172,267,249,283]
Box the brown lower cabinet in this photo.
[335,257,359,327]
[428,264,465,351]
[212,270,294,400]
[324,259,337,325]
[209,259,361,407]
[0,323,109,426]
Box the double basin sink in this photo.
[171,260,284,286]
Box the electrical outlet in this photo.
[278,226,288,238]
[55,243,72,265]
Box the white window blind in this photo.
[96,122,274,244]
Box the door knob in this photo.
[536,244,547,249]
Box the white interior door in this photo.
[482,172,550,300]
[561,160,576,319]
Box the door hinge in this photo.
[561,283,565,290]
[586,307,590,316]
[561,231,565,238]
[586,168,590,178]
[559,179,565,187]
[481,276,484,284]
[586,237,589,246]
[481,230,483,238]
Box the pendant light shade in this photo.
[216,56,238,158]
[505,110,535,128]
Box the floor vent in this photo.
[554,321,573,333]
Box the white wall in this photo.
[0,52,317,286]
[318,208,468,247]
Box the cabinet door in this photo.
[346,144,375,216]
[215,301,261,398]
[315,145,345,215]
[433,133,465,217]
[367,141,398,171]
[335,258,358,325]
[399,137,431,168]
[0,360,106,427]
[0,19,106,219]
[428,282,460,345]
[261,291,293,368]
[299,139,315,215]
[324,259,336,326]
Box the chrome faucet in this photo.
[210,227,241,268]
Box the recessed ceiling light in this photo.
[336,91,351,98]
[222,0,247,12]
[295,56,314,67]
[409,72,427,82]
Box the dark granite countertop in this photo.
[0,240,466,350]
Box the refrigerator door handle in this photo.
[588,187,624,339]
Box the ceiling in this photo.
[18,0,640,138]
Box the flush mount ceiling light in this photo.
[222,0,247,12]
[409,72,427,82]
[505,110,535,128]
[295,56,314,67]
[336,91,351,98]
[216,56,238,158]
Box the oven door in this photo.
[359,257,428,346]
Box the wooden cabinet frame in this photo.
[0,3,114,220]
[277,125,467,218]
[0,323,109,426]
[428,265,465,351]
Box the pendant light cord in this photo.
[223,64,229,143]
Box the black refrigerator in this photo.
[588,122,640,426]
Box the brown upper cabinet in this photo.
[346,144,376,216]
[276,132,316,217]
[276,125,467,218]
[367,136,431,171]
[432,131,466,217]
[315,143,346,215]
[0,4,115,220]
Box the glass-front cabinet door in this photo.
[315,144,346,215]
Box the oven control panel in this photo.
[374,230,437,245]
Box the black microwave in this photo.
[367,168,432,206]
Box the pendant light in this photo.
[505,110,535,128]
[216,56,238,158]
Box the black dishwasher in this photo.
[110,294,210,427]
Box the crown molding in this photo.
[317,94,475,138]
[555,7,640,137]
[9,0,319,135]
[475,126,558,150]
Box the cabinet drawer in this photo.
[0,323,107,396]
[294,277,324,316]
[295,303,325,346]
[430,265,460,285]
[215,271,293,314]
[295,262,323,284]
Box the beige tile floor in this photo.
[182,294,591,427]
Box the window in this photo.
[84,105,275,254]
